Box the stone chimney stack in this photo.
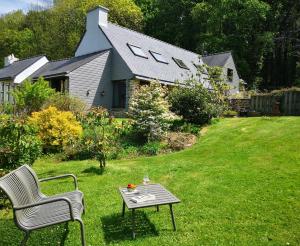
[4,54,19,66]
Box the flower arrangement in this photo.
[127,183,136,192]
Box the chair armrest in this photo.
[39,174,78,190]
[14,197,74,220]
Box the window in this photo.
[149,51,168,64]
[113,80,127,108]
[172,57,189,70]
[227,68,233,82]
[127,44,148,58]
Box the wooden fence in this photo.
[251,91,300,116]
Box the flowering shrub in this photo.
[29,106,82,151]
[0,115,42,169]
[128,81,173,141]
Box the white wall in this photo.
[14,57,49,84]
[223,56,240,94]
[75,8,112,57]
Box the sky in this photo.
[0,0,52,14]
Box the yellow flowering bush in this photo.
[29,106,82,151]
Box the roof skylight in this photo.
[172,57,189,70]
[127,44,148,58]
[149,51,168,64]
[193,62,203,70]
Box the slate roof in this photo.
[101,22,205,84]
[31,50,109,79]
[0,55,45,81]
[202,51,232,67]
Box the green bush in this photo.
[43,93,86,113]
[169,65,228,125]
[128,81,173,141]
[170,120,200,135]
[64,107,132,166]
[140,141,164,156]
[13,77,55,115]
[0,103,14,114]
[169,79,227,125]
[0,115,42,170]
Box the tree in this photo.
[128,81,171,141]
[191,0,272,88]
[0,0,143,63]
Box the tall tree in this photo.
[0,0,143,64]
[262,0,300,89]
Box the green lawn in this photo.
[1,117,300,245]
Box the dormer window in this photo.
[149,51,168,64]
[127,44,148,59]
[173,57,189,70]
[227,68,233,82]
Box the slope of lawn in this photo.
[1,117,300,245]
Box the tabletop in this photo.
[119,183,181,209]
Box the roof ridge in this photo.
[202,51,232,57]
[11,54,45,63]
[50,57,71,63]
[49,50,109,63]
[107,22,201,57]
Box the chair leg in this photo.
[21,231,30,246]
[78,220,86,246]
[82,197,86,215]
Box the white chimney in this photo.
[86,6,109,29]
[4,54,19,66]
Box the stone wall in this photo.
[229,99,251,113]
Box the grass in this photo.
[1,117,300,245]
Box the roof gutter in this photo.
[134,74,186,86]
[32,72,68,80]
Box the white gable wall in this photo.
[75,7,112,57]
[223,56,239,94]
[14,56,49,84]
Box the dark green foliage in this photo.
[134,0,300,90]
[170,120,200,135]
[140,141,163,156]
[0,116,42,170]
[169,80,226,125]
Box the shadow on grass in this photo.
[0,216,69,246]
[82,166,104,175]
[101,211,158,243]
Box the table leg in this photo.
[156,205,159,212]
[122,201,125,217]
[169,204,176,231]
[132,209,136,239]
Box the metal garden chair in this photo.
[0,165,85,246]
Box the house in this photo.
[0,55,48,104]
[0,6,240,113]
[202,51,240,94]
